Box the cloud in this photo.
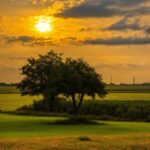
[95,63,149,71]
[2,34,150,46]
[55,0,150,18]
[83,37,150,45]
[55,3,123,18]
[0,35,53,46]
[0,35,78,46]
[106,18,142,31]
[145,27,150,34]
[7,36,35,43]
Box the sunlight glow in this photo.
[35,16,52,33]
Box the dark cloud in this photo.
[0,35,78,46]
[83,37,150,45]
[115,0,148,6]
[55,0,150,18]
[7,36,35,43]
[0,35,54,46]
[2,35,150,46]
[79,27,92,32]
[145,27,150,34]
[55,3,124,18]
[106,18,142,31]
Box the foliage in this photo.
[1,114,150,138]
[61,58,107,114]
[18,50,107,114]
[18,100,150,121]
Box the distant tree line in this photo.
[0,83,18,86]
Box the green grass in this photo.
[1,93,150,111]
[105,92,150,100]
[0,85,150,149]
[0,94,41,111]
[106,84,150,93]
[1,84,150,94]
[0,85,150,112]
[0,114,150,138]
[0,86,19,94]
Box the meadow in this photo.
[1,85,150,111]
[0,114,150,149]
[0,85,150,150]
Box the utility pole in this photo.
[110,76,112,84]
[133,77,135,85]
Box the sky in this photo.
[1,0,150,84]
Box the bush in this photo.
[115,108,124,117]
[98,115,114,121]
[126,107,141,120]
[52,116,98,125]
[146,115,150,122]
[78,136,91,141]
[17,99,150,121]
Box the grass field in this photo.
[0,114,150,149]
[1,93,150,111]
[106,84,150,93]
[0,94,41,111]
[1,135,150,150]
[0,85,150,149]
[1,85,150,94]
[0,86,19,94]
[1,114,150,138]
[1,85,150,111]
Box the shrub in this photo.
[78,136,91,141]
[115,108,124,117]
[126,107,141,120]
[146,115,150,122]
[51,116,98,125]
[17,100,150,121]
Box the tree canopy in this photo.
[18,50,107,114]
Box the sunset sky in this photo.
[1,0,150,84]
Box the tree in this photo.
[18,50,107,114]
[61,58,107,114]
[17,51,64,111]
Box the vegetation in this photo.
[2,92,150,112]
[1,114,150,138]
[1,135,150,150]
[1,112,150,149]
[0,94,41,111]
[0,60,150,149]
[106,84,150,93]
[0,86,19,94]
[1,83,150,94]
[51,116,99,125]
[18,50,106,114]
[16,99,150,121]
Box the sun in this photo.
[35,16,52,33]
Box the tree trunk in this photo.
[43,95,50,111]
[43,91,57,112]
[71,94,77,115]
[71,93,84,115]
